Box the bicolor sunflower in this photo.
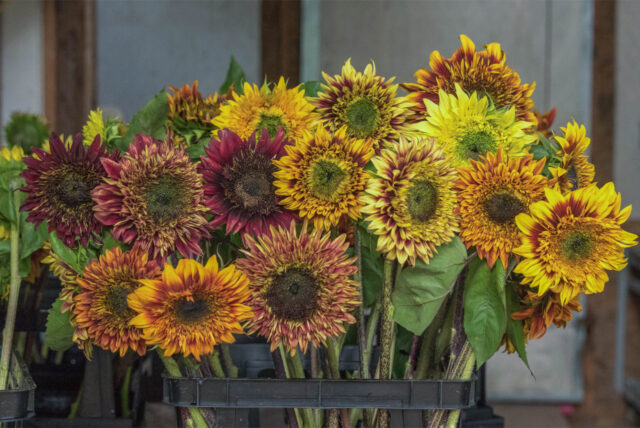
[198,128,297,236]
[212,77,317,141]
[533,108,557,138]
[512,290,582,343]
[401,34,536,124]
[314,59,411,150]
[74,247,161,356]
[455,148,549,269]
[168,80,223,126]
[128,256,252,360]
[361,136,459,266]
[514,183,637,304]
[92,135,210,263]
[237,221,359,354]
[549,121,595,193]
[417,84,535,167]
[20,134,118,248]
[273,126,374,230]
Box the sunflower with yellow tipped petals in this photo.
[548,120,595,193]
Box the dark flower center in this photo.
[234,172,273,209]
[458,131,496,161]
[105,284,135,319]
[58,174,93,207]
[561,231,594,261]
[484,192,527,224]
[224,150,278,216]
[256,114,286,139]
[310,159,347,200]
[174,297,211,324]
[345,97,379,136]
[145,174,188,223]
[406,179,438,222]
[266,267,319,322]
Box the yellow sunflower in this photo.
[417,84,535,167]
[82,108,105,146]
[456,148,549,269]
[273,125,374,230]
[128,256,252,360]
[361,136,459,266]
[314,59,411,150]
[212,77,317,141]
[514,183,637,304]
[548,120,595,193]
[402,34,536,124]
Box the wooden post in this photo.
[261,0,301,85]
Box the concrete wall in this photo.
[96,0,261,120]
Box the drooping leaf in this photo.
[49,232,81,272]
[119,90,170,151]
[505,281,531,372]
[19,215,47,260]
[219,56,247,95]
[300,81,323,97]
[392,237,467,335]
[44,299,76,351]
[463,258,507,367]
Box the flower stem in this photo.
[209,351,226,378]
[0,187,21,390]
[121,365,133,419]
[377,259,398,428]
[353,224,368,380]
[220,343,238,377]
[288,350,316,428]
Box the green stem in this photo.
[279,345,303,428]
[0,187,21,390]
[209,351,226,378]
[289,351,316,428]
[68,385,83,419]
[121,366,133,419]
[415,296,450,380]
[220,343,238,377]
[353,225,368,380]
[377,259,397,428]
[326,337,341,379]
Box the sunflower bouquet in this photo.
[3,35,637,428]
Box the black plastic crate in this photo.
[0,350,36,422]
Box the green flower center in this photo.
[560,231,595,261]
[484,192,527,224]
[145,175,188,223]
[58,174,93,207]
[266,267,319,322]
[105,284,135,319]
[406,179,439,222]
[458,131,497,161]
[234,172,273,209]
[345,97,379,136]
[309,159,348,201]
[174,297,211,324]
[256,114,287,139]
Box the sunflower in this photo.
[401,34,536,124]
[417,84,535,167]
[514,183,637,304]
[128,256,252,360]
[4,112,49,154]
[168,81,223,126]
[512,290,582,342]
[237,221,359,354]
[0,145,26,239]
[533,108,557,138]
[82,109,106,147]
[73,247,161,356]
[314,59,411,149]
[20,134,118,248]
[548,121,595,193]
[92,135,210,263]
[455,148,549,268]
[273,126,374,230]
[361,136,459,266]
[212,77,317,141]
[198,128,297,236]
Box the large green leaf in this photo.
[300,81,323,97]
[392,237,467,335]
[19,215,47,260]
[505,281,531,371]
[44,299,76,351]
[119,90,170,150]
[219,56,247,95]
[49,232,81,272]
[357,223,384,306]
[463,258,507,367]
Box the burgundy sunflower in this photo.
[20,133,118,247]
[237,221,360,354]
[92,135,210,263]
[198,128,297,236]
[74,247,161,356]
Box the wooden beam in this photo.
[261,0,301,85]
[43,0,96,135]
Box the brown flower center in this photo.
[484,192,527,224]
[174,297,211,324]
[266,267,319,322]
[105,284,135,319]
[406,179,439,222]
[234,172,273,209]
[224,149,278,216]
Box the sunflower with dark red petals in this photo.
[237,221,360,355]
[533,108,557,138]
[73,247,161,357]
[198,128,297,236]
[128,257,252,361]
[401,34,536,124]
[92,135,210,263]
[20,133,118,248]
[455,148,549,269]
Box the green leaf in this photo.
[185,138,208,161]
[357,223,384,306]
[300,81,323,97]
[44,299,76,352]
[49,232,81,272]
[119,90,170,151]
[505,282,531,372]
[392,325,414,379]
[101,233,126,253]
[463,258,507,367]
[219,56,247,95]
[19,216,47,260]
[392,237,467,335]
[0,190,18,223]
